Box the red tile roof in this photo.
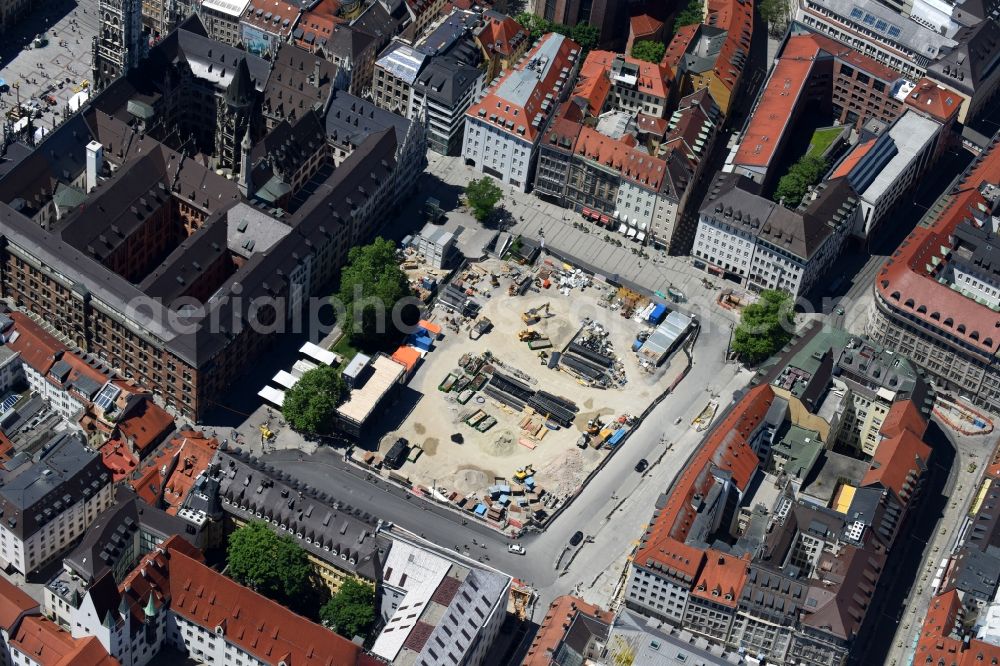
[6,312,60,376]
[634,385,773,579]
[130,430,219,515]
[116,398,174,455]
[862,427,931,506]
[466,33,581,145]
[119,536,202,628]
[831,138,876,179]
[582,50,672,101]
[99,439,139,482]
[574,127,669,191]
[637,113,669,137]
[630,13,664,40]
[914,589,1000,665]
[476,13,528,58]
[879,400,928,440]
[242,0,302,40]
[11,616,118,666]
[0,576,38,631]
[691,551,749,607]
[167,545,362,665]
[707,0,753,93]
[573,51,613,116]
[735,32,899,169]
[293,0,344,50]
[905,77,962,124]
[875,139,1000,355]
[522,596,613,666]
[663,24,698,70]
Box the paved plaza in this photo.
[424,153,742,321]
[0,0,98,134]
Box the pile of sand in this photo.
[480,429,516,457]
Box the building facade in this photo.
[692,174,859,297]
[0,433,114,576]
[463,33,582,192]
[198,0,249,45]
[94,0,145,90]
[867,133,1000,414]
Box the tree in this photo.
[282,365,347,435]
[321,579,376,640]
[227,522,327,617]
[570,23,600,50]
[515,12,551,41]
[731,290,796,364]
[465,177,504,222]
[760,0,790,35]
[674,0,704,32]
[337,237,415,349]
[631,40,666,63]
[774,155,828,208]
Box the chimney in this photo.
[86,140,103,192]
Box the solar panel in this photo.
[94,383,121,412]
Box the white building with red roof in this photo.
[462,32,582,192]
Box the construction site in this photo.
[372,255,695,534]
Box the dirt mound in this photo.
[480,429,516,457]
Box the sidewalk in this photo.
[424,153,740,322]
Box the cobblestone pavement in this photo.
[0,0,98,134]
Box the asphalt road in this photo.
[263,331,751,616]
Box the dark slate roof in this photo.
[325,24,375,60]
[951,218,1000,279]
[927,19,1000,97]
[0,143,33,181]
[289,128,398,237]
[251,109,327,181]
[56,136,239,261]
[411,56,483,106]
[138,212,233,306]
[350,0,408,51]
[950,548,1000,601]
[263,43,338,124]
[213,449,390,581]
[63,486,194,583]
[325,88,412,148]
[225,57,256,107]
[700,173,858,260]
[0,433,111,540]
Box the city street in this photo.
[259,335,752,617]
[877,426,998,665]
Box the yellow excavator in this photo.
[521,302,551,325]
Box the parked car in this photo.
[507,544,525,555]
[634,459,649,473]
[569,531,584,547]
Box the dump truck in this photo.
[527,338,552,350]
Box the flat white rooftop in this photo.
[336,354,404,425]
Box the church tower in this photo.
[93,0,144,90]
